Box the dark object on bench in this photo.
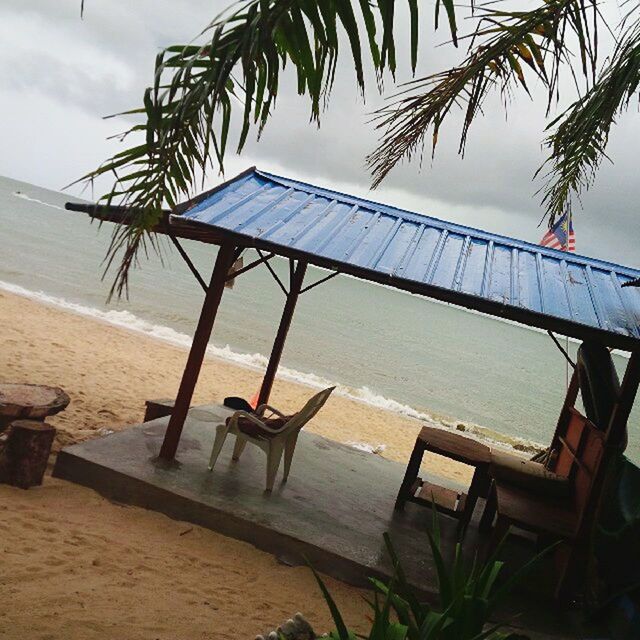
[0,419,56,489]
[395,426,491,534]
[223,396,255,413]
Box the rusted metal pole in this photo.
[159,243,236,461]
[257,260,308,407]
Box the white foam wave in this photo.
[12,191,65,211]
[346,385,438,421]
[346,441,387,455]
[0,278,546,455]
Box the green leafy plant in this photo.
[310,518,552,640]
[310,563,408,640]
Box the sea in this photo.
[1,174,638,463]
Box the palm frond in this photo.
[540,22,640,224]
[80,0,433,298]
[366,0,601,188]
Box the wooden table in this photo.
[395,426,491,533]
[0,383,70,430]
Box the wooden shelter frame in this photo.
[65,196,640,470]
[153,237,341,461]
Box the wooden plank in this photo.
[159,244,236,461]
[418,426,491,465]
[495,482,576,539]
[415,481,461,513]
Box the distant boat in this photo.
[11,191,63,211]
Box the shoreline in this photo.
[0,279,546,457]
[0,287,475,483]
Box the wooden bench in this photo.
[492,407,606,598]
[144,398,175,422]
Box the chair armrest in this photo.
[229,410,266,428]
[230,410,288,434]
[255,404,286,418]
[254,420,290,434]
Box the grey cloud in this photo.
[0,0,638,267]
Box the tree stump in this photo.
[0,420,56,489]
[0,383,70,431]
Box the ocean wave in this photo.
[0,278,545,456]
[12,191,65,211]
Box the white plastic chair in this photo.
[208,386,335,491]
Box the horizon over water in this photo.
[1,174,638,462]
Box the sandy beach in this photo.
[0,477,370,639]
[0,288,474,638]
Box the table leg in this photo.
[479,481,497,532]
[395,441,425,511]
[458,465,486,536]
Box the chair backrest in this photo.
[280,386,336,435]
[551,407,606,517]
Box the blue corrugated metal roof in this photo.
[173,168,640,349]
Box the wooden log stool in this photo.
[395,426,491,534]
[0,383,69,489]
[0,420,57,488]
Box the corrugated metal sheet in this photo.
[175,168,640,348]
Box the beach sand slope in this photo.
[0,288,475,638]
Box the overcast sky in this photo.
[1,0,638,267]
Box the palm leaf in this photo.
[79,0,615,293]
[367,0,601,188]
[80,0,444,296]
[309,563,354,640]
[540,21,640,224]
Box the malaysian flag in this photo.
[540,212,575,252]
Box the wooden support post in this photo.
[257,260,308,407]
[606,349,640,449]
[548,365,580,456]
[158,243,236,461]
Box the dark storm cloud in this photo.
[0,0,638,266]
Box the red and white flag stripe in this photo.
[540,230,575,252]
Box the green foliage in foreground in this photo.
[309,520,551,640]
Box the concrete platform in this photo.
[53,405,596,638]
